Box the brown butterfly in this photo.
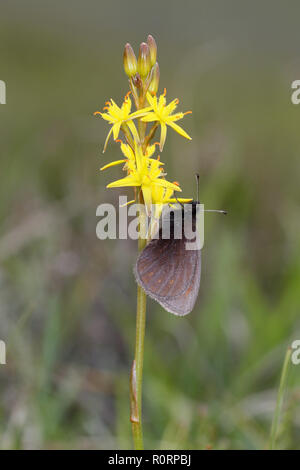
[135,202,201,316]
[134,176,226,316]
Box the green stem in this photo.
[129,78,140,110]
[269,347,292,450]
[121,123,134,149]
[143,122,159,153]
[138,93,147,144]
[130,194,147,450]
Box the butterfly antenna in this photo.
[174,194,184,208]
[204,209,228,215]
[195,173,200,203]
[193,174,227,214]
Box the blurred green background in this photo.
[1,0,300,449]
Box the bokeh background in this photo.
[1,0,300,449]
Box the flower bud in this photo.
[132,73,142,89]
[147,35,157,67]
[137,42,151,79]
[123,43,137,77]
[148,62,160,95]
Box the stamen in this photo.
[93,111,102,116]
[102,106,110,111]
[183,110,192,115]
[124,91,132,100]
[175,98,179,105]
[163,88,167,96]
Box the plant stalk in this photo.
[130,192,147,450]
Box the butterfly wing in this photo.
[135,235,201,316]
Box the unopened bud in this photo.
[147,35,157,67]
[132,73,142,89]
[148,62,160,95]
[123,43,137,77]
[137,42,151,79]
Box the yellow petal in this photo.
[168,121,192,140]
[154,179,182,192]
[141,112,159,123]
[109,99,121,117]
[150,184,165,202]
[103,126,114,153]
[100,159,126,171]
[122,96,132,114]
[158,93,167,110]
[168,198,193,203]
[167,112,184,122]
[112,122,121,140]
[120,142,135,160]
[146,92,156,108]
[99,112,115,123]
[126,120,140,143]
[145,144,157,158]
[164,98,179,115]
[107,175,140,188]
[133,142,146,174]
[119,199,135,207]
[129,107,153,119]
[159,122,167,151]
[141,185,153,215]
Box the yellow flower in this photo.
[141,90,192,151]
[94,93,151,152]
[100,141,159,173]
[106,143,181,214]
[100,141,135,172]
